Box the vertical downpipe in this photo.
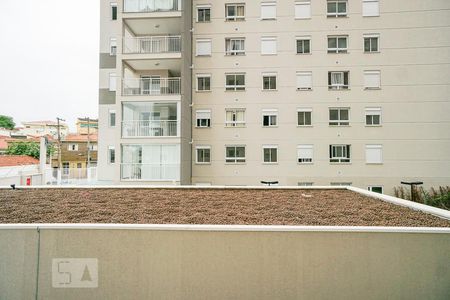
[35,227,41,300]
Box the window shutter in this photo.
[109,73,116,91]
[196,39,211,56]
[196,110,211,119]
[298,145,313,160]
[364,71,381,89]
[296,72,312,90]
[363,0,380,17]
[261,38,277,55]
[261,3,276,19]
[366,145,383,164]
[295,1,311,19]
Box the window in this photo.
[364,70,381,89]
[329,145,351,163]
[109,73,116,91]
[226,74,246,91]
[296,72,313,90]
[225,38,245,55]
[226,3,245,21]
[109,110,116,127]
[296,37,311,54]
[261,2,276,20]
[77,163,82,169]
[111,2,117,20]
[261,37,277,55]
[226,146,246,163]
[197,5,211,22]
[108,146,115,164]
[328,71,349,89]
[196,39,212,56]
[67,144,78,151]
[110,38,117,56]
[366,145,383,164]
[196,110,211,128]
[297,145,313,164]
[327,0,347,17]
[262,73,277,90]
[262,109,278,127]
[295,1,311,19]
[263,145,278,163]
[196,146,211,164]
[329,108,350,126]
[297,108,312,126]
[225,109,245,127]
[89,144,98,151]
[363,0,380,17]
[62,162,70,175]
[364,34,379,52]
[365,107,381,126]
[328,36,348,53]
[368,186,383,194]
[197,74,211,91]
[298,182,314,186]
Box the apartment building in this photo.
[99,0,450,194]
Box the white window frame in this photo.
[108,146,115,164]
[368,186,384,194]
[109,37,117,56]
[225,73,246,91]
[196,110,211,128]
[225,3,245,21]
[197,5,211,22]
[362,0,380,17]
[109,73,116,92]
[366,144,383,164]
[297,108,313,126]
[263,145,278,164]
[327,0,348,17]
[329,144,351,163]
[261,37,277,55]
[297,145,314,164]
[296,36,311,54]
[328,35,348,53]
[196,146,211,164]
[364,70,381,90]
[109,110,116,127]
[365,107,382,126]
[225,145,246,163]
[364,34,380,53]
[196,39,212,56]
[67,143,79,151]
[328,71,349,90]
[225,109,246,127]
[225,38,246,56]
[296,71,313,90]
[329,107,350,126]
[262,72,277,90]
[261,2,276,20]
[262,109,278,127]
[196,74,211,91]
[295,1,311,19]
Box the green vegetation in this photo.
[6,141,54,159]
[0,115,15,130]
[394,186,450,211]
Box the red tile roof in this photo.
[0,155,39,167]
[64,134,98,142]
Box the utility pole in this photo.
[56,117,65,170]
[86,117,91,169]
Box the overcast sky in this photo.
[0,0,99,131]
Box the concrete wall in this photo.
[0,225,449,300]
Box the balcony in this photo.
[121,163,180,181]
[123,0,181,13]
[123,36,181,54]
[122,120,178,137]
[122,77,181,96]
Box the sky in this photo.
[0,0,99,131]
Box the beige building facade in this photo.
[99,0,450,194]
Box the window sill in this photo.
[261,53,278,56]
[364,51,380,54]
[196,55,212,57]
[329,125,351,127]
[297,125,313,128]
[263,162,278,165]
[297,88,313,91]
[225,54,246,57]
[225,126,246,128]
[295,17,312,20]
[196,162,212,165]
[196,21,212,23]
[366,163,383,165]
[365,125,382,127]
[195,90,212,93]
[225,89,246,92]
[262,126,278,128]
[364,87,381,91]
[225,162,247,165]
[225,19,246,22]
[195,126,211,129]
[327,51,349,54]
[297,162,314,165]
[260,18,277,21]
[330,162,352,165]
[296,53,312,55]
[328,88,351,91]
[326,15,349,18]
[262,89,278,92]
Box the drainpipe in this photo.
[39,137,47,184]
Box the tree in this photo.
[0,115,15,130]
[6,141,54,159]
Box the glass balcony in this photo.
[123,0,181,13]
[123,36,181,54]
[122,77,181,96]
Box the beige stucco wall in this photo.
[1,227,449,299]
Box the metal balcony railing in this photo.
[123,0,181,13]
[121,163,180,181]
[122,77,181,96]
[123,36,182,54]
[122,120,178,137]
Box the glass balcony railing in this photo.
[123,36,181,54]
[123,0,181,13]
[121,163,180,181]
[122,120,178,137]
[122,77,181,96]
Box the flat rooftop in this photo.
[0,188,449,227]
